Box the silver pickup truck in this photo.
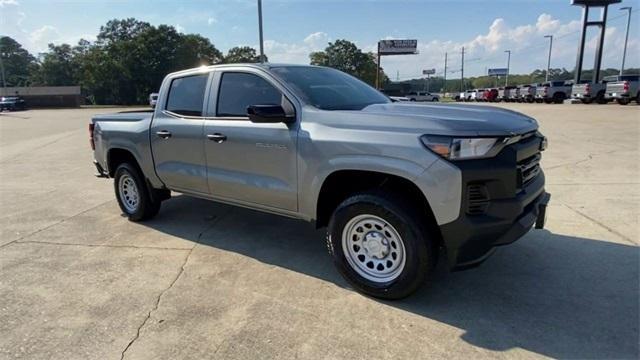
[90,64,550,299]
[535,80,572,104]
[605,75,640,105]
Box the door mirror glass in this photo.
[247,104,293,123]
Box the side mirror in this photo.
[247,105,294,124]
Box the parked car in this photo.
[536,81,572,104]
[90,64,550,299]
[498,86,515,102]
[475,89,487,102]
[605,75,640,105]
[510,86,522,102]
[464,89,477,102]
[520,84,537,103]
[571,77,616,104]
[484,88,499,102]
[149,93,159,108]
[0,96,27,111]
[406,91,440,102]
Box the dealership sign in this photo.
[488,68,509,76]
[378,40,418,55]
[422,69,436,75]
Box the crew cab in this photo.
[90,64,550,299]
[498,86,515,102]
[406,91,440,102]
[605,75,640,105]
[536,80,572,104]
[520,84,537,103]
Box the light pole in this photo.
[620,6,632,75]
[504,50,511,86]
[257,0,265,63]
[544,35,553,82]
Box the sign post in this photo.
[422,69,436,92]
[376,39,418,89]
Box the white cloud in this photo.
[303,32,329,50]
[0,0,18,7]
[207,17,217,26]
[176,24,185,33]
[29,25,60,53]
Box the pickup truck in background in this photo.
[406,91,440,102]
[571,77,617,104]
[510,86,522,102]
[605,75,640,105]
[536,80,572,104]
[90,64,550,299]
[148,92,159,108]
[497,86,515,102]
[520,84,537,103]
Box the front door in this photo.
[203,70,298,211]
[150,72,211,194]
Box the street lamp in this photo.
[504,50,511,86]
[544,35,553,82]
[620,6,632,75]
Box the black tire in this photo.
[432,98,439,102]
[113,163,161,221]
[617,98,630,105]
[553,92,565,104]
[636,93,640,104]
[596,91,607,104]
[410,99,416,102]
[326,192,434,299]
[581,98,593,104]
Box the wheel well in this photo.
[107,148,140,177]
[315,170,442,244]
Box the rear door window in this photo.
[166,74,209,117]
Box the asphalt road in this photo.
[0,103,638,359]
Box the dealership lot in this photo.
[0,104,638,359]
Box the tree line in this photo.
[2,18,635,104]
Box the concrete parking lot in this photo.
[0,103,638,359]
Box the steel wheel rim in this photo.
[341,214,406,283]
[118,173,139,213]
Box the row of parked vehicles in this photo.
[454,75,640,105]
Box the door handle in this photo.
[207,133,227,143]
[156,130,172,139]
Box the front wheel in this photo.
[114,163,162,221]
[327,192,434,299]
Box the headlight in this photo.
[420,135,501,160]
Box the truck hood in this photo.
[346,103,538,136]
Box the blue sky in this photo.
[2,0,639,78]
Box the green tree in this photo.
[223,46,264,63]
[30,43,76,86]
[310,39,387,86]
[0,36,38,87]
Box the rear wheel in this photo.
[327,192,434,299]
[114,163,162,221]
[581,98,593,104]
[596,91,607,104]
[617,98,631,105]
[553,92,565,104]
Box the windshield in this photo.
[270,66,390,110]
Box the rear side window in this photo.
[166,74,209,117]
[217,72,282,117]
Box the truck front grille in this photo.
[517,153,541,189]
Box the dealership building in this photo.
[0,86,83,107]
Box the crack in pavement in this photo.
[560,202,637,246]
[13,240,193,251]
[120,212,228,359]
[0,199,114,250]
[545,149,621,170]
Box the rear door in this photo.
[150,72,212,194]
[203,69,298,211]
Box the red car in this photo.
[484,89,499,102]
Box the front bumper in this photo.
[438,133,549,270]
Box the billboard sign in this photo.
[379,40,418,55]
[422,69,436,75]
[488,68,509,76]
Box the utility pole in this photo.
[544,35,553,81]
[620,6,632,75]
[443,52,448,92]
[460,47,465,92]
[0,46,6,92]
[504,50,511,86]
[375,42,381,89]
[257,0,265,63]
